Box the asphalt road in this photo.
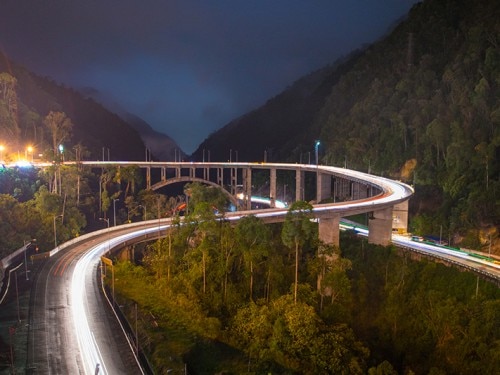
[25,235,143,375]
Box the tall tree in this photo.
[0,72,19,139]
[43,111,73,156]
[281,201,316,304]
[235,215,270,301]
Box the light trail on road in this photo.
[71,242,109,375]
[70,226,164,374]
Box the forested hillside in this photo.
[194,0,500,250]
[109,188,500,373]
[0,54,146,161]
[319,0,499,241]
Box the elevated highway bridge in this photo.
[73,161,414,246]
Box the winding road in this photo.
[26,224,164,374]
[3,162,495,374]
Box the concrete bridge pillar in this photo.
[217,168,223,186]
[335,177,349,201]
[351,182,361,200]
[295,169,305,202]
[368,207,393,246]
[316,172,331,203]
[231,168,237,195]
[146,167,151,189]
[392,200,409,233]
[318,215,340,247]
[243,168,252,210]
[161,167,166,181]
[270,168,277,207]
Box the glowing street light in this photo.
[0,145,4,160]
[315,140,320,166]
[58,144,64,162]
[26,146,34,162]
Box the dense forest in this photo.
[194,0,500,252]
[0,56,146,162]
[318,0,499,248]
[0,164,498,373]
[108,183,499,373]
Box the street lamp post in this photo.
[113,198,119,227]
[58,144,64,162]
[26,146,34,162]
[53,214,63,248]
[23,241,31,281]
[315,140,320,166]
[99,217,110,228]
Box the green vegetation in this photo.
[195,0,500,250]
[0,167,86,255]
[0,55,146,162]
[110,185,500,373]
[344,233,500,374]
[319,0,500,245]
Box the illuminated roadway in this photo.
[29,216,500,374]
[23,162,499,374]
[28,222,166,374]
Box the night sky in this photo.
[0,1,419,154]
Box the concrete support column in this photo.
[270,168,277,208]
[295,169,304,202]
[175,166,181,179]
[368,207,393,246]
[161,167,166,181]
[217,168,223,186]
[335,178,346,200]
[318,215,340,247]
[343,179,350,199]
[203,167,209,181]
[190,167,195,179]
[231,168,237,195]
[392,200,409,234]
[316,172,331,203]
[146,167,151,189]
[243,168,252,210]
[351,182,358,200]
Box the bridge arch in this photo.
[150,176,240,208]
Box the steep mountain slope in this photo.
[192,0,500,243]
[191,53,363,162]
[122,112,185,161]
[78,87,185,161]
[0,54,146,161]
[317,0,499,240]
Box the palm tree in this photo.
[281,200,315,304]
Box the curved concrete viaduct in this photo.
[75,161,414,247]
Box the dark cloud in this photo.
[0,0,419,153]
